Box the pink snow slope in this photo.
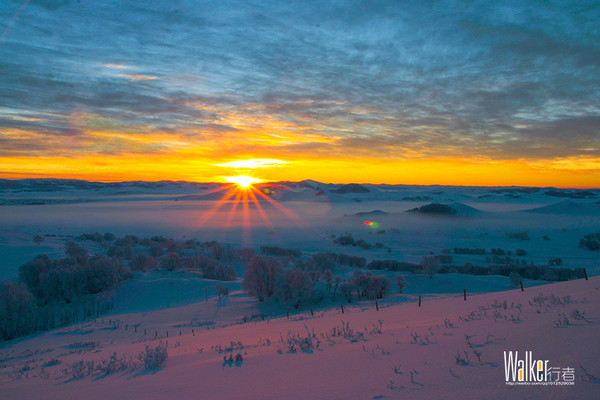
[1,277,599,400]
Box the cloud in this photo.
[104,64,130,69]
[117,74,158,81]
[0,0,598,170]
[215,159,290,169]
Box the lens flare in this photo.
[364,221,380,229]
[224,175,261,188]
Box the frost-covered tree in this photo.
[509,271,522,287]
[65,241,88,264]
[339,282,355,303]
[306,253,338,271]
[238,248,255,263]
[352,271,391,299]
[107,245,133,261]
[372,276,391,299]
[129,253,156,271]
[322,269,333,291]
[421,256,438,279]
[19,254,51,298]
[395,275,407,293]
[242,256,283,301]
[274,268,315,309]
[0,281,38,340]
[160,253,180,271]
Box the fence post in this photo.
[463,289,467,301]
[341,304,345,314]
[375,301,379,311]
[418,296,421,307]
[584,268,588,280]
[310,308,314,316]
[520,281,524,292]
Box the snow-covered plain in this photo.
[0,180,599,399]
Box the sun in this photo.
[224,175,261,188]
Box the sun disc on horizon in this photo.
[224,175,261,188]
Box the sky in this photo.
[0,0,599,187]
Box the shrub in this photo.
[97,352,131,374]
[260,246,301,258]
[107,245,133,261]
[69,360,95,379]
[579,234,600,251]
[103,232,116,242]
[507,231,530,241]
[334,235,355,246]
[337,254,366,268]
[139,342,168,370]
[213,284,230,297]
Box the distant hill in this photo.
[331,183,369,194]
[0,178,208,192]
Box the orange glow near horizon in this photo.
[0,153,598,188]
[1,101,598,188]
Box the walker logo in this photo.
[504,351,575,385]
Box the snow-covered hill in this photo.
[1,277,598,399]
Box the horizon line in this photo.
[0,177,598,190]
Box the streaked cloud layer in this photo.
[0,0,598,185]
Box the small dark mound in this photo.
[406,203,457,215]
[331,183,370,194]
